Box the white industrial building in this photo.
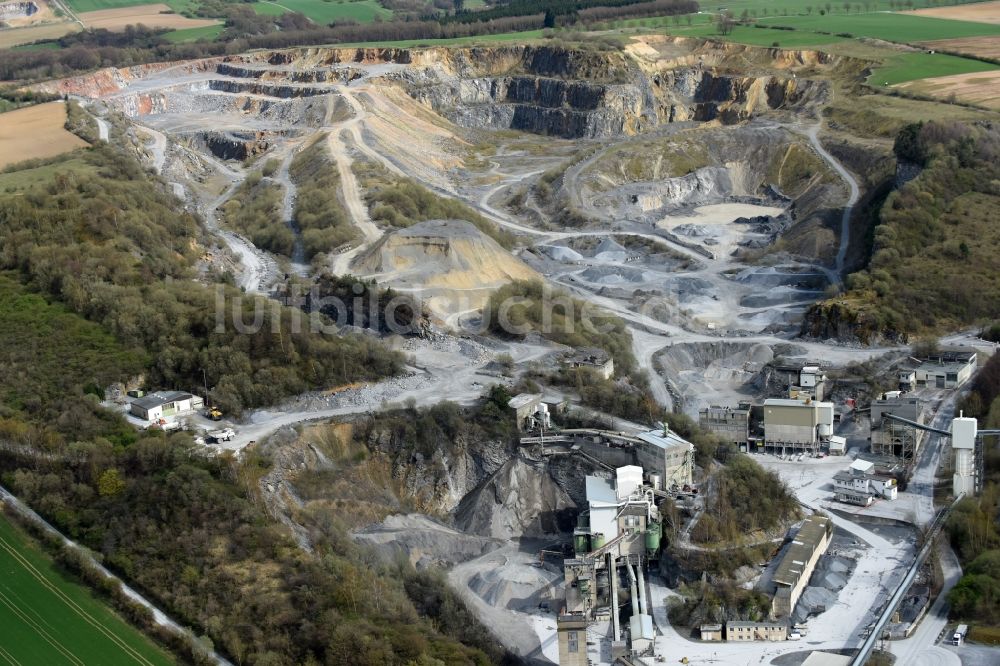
[915,350,977,389]
[833,459,897,505]
[129,391,203,422]
[582,466,657,558]
[772,514,832,618]
[635,427,694,489]
[561,466,661,662]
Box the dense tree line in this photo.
[0,146,402,414]
[441,0,694,24]
[576,0,699,22]
[958,352,1000,427]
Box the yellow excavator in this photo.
[206,407,223,421]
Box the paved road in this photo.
[889,543,962,666]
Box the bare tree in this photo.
[716,10,736,35]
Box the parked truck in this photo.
[952,624,968,645]
[208,428,235,442]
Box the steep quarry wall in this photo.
[34,60,219,98]
[40,40,839,141]
[214,43,833,139]
[401,43,831,138]
[201,130,280,161]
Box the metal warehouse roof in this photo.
[636,429,693,452]
[131,391,194,410]
[508,393,541,409]
[773,515,831,588]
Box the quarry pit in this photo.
[47,36,914,665]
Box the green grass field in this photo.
[615,5,1000,86]
[873,50,1000,85]
[336,27,545,48]
[663,22,851,47]
[65,0,195,13]
[253,0,391,24]
[0,156,94,191]
[759,12,1000,41]
[0,513,172,666]
[162,23,223,42]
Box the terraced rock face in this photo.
[50,40,836,140]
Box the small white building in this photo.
[833,459,897,502]
[828,435,847,455]
[129,391,203,421]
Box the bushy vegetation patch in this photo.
[358,161,515,248]
[804,121,1000,340]
[289,136,359,259]
[691,455,800,544]
[486,279,634,373]
[220,169,291,256]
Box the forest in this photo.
[220,167,293,257]
[290,137,360,260]
[0,145,402,414]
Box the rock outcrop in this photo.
[800,299,908,345]
[404,44,830,138]
[202,130,276,161]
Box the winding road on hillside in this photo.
[807,121,861,288]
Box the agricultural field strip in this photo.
[0,532,156,666]
[0,645,21,666]
[758,11,1000,40]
